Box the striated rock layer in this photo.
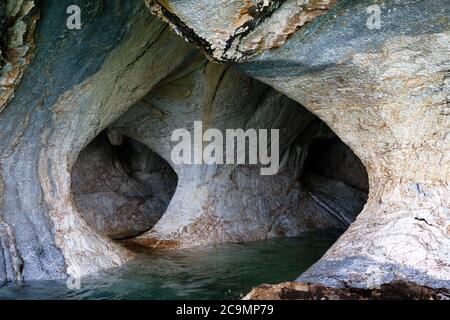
[144,0,336,62]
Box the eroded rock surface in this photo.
[0,0,195,284]
[72,134,177,239]
[0,0,39,112]
[145,0,336,62]
[109,53,367,248]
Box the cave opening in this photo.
[71,131,178,240]
[67,98,371,299]
[296,127,369,231]
[71,117,369,247]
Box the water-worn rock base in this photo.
[244,281,450,300]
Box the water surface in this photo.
[0,231,340,300]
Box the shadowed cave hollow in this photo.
[71,110,369,244]
[71,133,178,240]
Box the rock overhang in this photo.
[145,0,337,62]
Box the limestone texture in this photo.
[144,0,336,62]
[0,0,194,283]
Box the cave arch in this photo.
[0,1,197,283]
[71,100,369,254]
[101,51,370,249]
[72,132,178,240]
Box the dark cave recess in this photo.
[72,122,368,242]
[72,132,178,239]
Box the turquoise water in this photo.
[0,231,340,300]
